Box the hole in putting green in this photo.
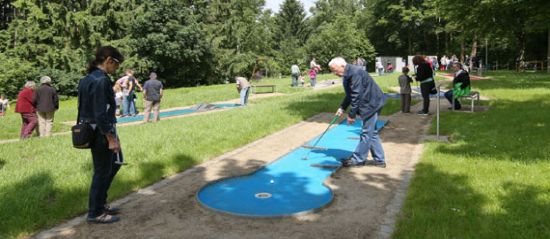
[254,192,272,199]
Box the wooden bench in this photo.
[453,91,480,112]
[251,84,276,94]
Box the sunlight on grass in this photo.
[394,72,550,239]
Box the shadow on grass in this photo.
[393,163,550,238]
[0,173,88,238]
[434,96,550,162]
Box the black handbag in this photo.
[72,93,95,149]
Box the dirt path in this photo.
[36,99,457,239]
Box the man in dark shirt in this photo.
[329,57,387,168]
[142,72,163,123]
[33,76,59,137]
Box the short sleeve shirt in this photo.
[143,79,163,101]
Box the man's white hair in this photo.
[328,57,347,67]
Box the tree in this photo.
[305,16,376,67]
[365,0,439,56]
[205,0,274,80]
[127,0,214,86]
[273,0,309,70]
[275,0,308,43]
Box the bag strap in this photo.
[76,87,81,125]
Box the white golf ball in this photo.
[270,180,274,184]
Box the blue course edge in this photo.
[116,103,240,124]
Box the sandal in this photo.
[87,213,120,224]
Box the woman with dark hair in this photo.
[78,46,124,224]
[412,55,435,115]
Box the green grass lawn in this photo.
[0,73,401,238]
[0,73,401,141]
[393,71,550,239]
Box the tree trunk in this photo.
[469,36,478,68]
[444,32,448,55]
[460,38,465,63]
[517,30,526,72]
[436,31,440,56]
[470,38,478,65]
[547,28,550,73]
[12,8,16,48]
[408,29,413,55]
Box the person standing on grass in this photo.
[398,67,413,113]
[78,46,124,224]
[309,64,321,87]
[113,83,123,116]
[356,56,367,71]
[120,69,142,117]
[376,60,384,76]
[235,76,251,106]
[329,57,387,168]
[445,62,471,110]
[386,62,394,73]
[0,94,9,116]
[310,58,317,69]
[412,55,435,115]
[291,64,300,87]
[440,55,448,71]
[33,76,59,137]
[15,81,38,139]
[142,72,163,122]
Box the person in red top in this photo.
[15,81,38,139]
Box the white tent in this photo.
[376,56,406,72]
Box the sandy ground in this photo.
[36,97,466,239]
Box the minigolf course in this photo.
[116,103,241,124]
[197,118,389,217]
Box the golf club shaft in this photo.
[309,115,339,149]
[302,115,340,160]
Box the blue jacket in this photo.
[340,64,386,119]
[77,68,117,135]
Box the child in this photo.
[299,74,305,87]
[113,83,124,116]
[0,94,9,116]
[309,65,320,87]
[386,62,394,73]
[398,67,413,113]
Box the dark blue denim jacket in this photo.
[77,68,117,135]
[340,64,386,119]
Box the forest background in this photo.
[0,0,548,97]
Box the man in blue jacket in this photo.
[329,57,387,168]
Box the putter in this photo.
[301,115,340,160]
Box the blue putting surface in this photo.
[197,118,389,217]
[116,103,240,124]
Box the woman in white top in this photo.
[0,94,9,115]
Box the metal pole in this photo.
[436,84,440,140]
[485,38,488,72]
